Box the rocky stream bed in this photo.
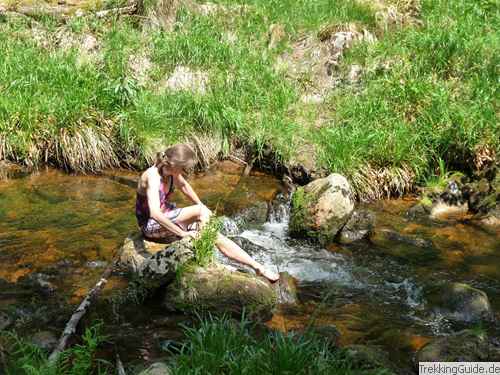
[0,161,499,373]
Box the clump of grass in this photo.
[192,217,222,267]
[168,314,389,375]
[1,322,111,375]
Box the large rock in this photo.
[164,263,277,320]
[119,234,280,318]
[416,330,499,362]
[424,282,494,323]
[289,174,354,243]
[337,209,375,244]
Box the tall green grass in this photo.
[169,314,390,375]
[0,0,496,196]
[1,323,110,375]
[317,0,499,186]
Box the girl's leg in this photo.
[215,233,279,282]
[174,204,211,229]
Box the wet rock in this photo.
[163,263,277,320]
[430,201,469,221]
[274,272,298,305]
[137,362,172,375]
[337,209,375,244]
[290,173,354,244]
[235,201,269,226]
[406,202,431,220]
[31,330,58,351]
[161,66,208,95]
[0,311,12,330]
[119,234,195,288]
[119,234,279,318]
[344,345,396,374]
[370,229,432,249]
[18,273,57,295]
[424,282,494,323]
[416,330,496,362]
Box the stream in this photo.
[0,162,499,371]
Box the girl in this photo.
[135,143,279,282]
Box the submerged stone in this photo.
[337,209,375,244]
[424,282,494,324]
[290,173,354,244]
[416,330,498,362]
[344,345,397,374]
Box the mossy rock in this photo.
[424,282,494,324]
[416,330,497,362]
[163,264,278,320]
[290,174,354,244]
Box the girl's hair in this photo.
[155,144,196,176]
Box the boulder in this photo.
[337,209,375,244]
[137,362,172,375]
[424,282,494,323]
[416,330,498,362]
[119,234,280,318]
[164,263,277,320]
[290,174,354,243]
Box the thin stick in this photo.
[116,352,127,375]
[48,261,117,364]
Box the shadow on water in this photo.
[0,163,499,370]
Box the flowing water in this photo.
[0,163,499,371]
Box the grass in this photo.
[168,314,391,375]
[0,0,497,198]
[1,323,111,375]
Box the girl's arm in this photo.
[174,173,203,205]
[146,173,188,237]
[174,173,213,222]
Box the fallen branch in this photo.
[116,352,127,375]
[48,256,120,364]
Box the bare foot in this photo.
[256,266,280,283]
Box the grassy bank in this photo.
[0,0,497,198]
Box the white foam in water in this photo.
[239,228,358,285]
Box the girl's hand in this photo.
[183,230,199,239]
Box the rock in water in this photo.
[416,330,497,362]
[119,233,279,318]
[163,264,277,320]
[338,209,375,244]
[289,174,354,243]
[424,282,494,323]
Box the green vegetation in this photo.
[1,323,110,375]
[192,216,222,266]
[168,314,389,374]
[0,0,497,198]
